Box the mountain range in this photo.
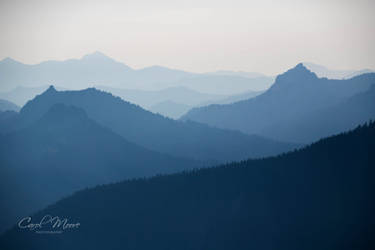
[0,52,273,94]
[0,59,373,248]
[182,63,375,143]
[95,86,264,119]
[206,70,269,78]
[0,85,264,120]
[303,62,373,79]
[3,86,296,162]
[0,85,63,106]
[0,84,297,233]
[0,103,198,233]
[0,99,19,112]
[1,121,373,250]
[149,100,192,119]
[95,86,224,110]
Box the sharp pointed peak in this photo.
[47,85,57,92]
[40,85,58,96]
[279,63,317,79]
[294,62,309,71]
[269,63,318,91]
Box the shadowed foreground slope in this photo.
[1,122,374,250]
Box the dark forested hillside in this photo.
[7,85,296,162]
[0,104,197,234]
[1,122,374,250]
[182,64,375,143]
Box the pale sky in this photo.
[0,0,374,74]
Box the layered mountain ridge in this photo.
[1,121,373,250]
[0,103,198,233]
[0,52,273,94]
[182,64,375,143]
[8,86,297,163]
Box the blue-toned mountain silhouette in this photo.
[182,63,375,143]
[0,52,131,91]
[0,99,19,112]
[96,86,224,109]
[303,62,373,79]
[0,85,60,106]
[149,100,192,119]
[0,103,197,233]
[6,86,297,162]
[264,83,375,142]
[0,52,273,94]
[0,85,263,119]
[1,121,373,250]
[198,89,264,106]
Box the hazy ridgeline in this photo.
[0,55,374,249]
[0,52,273,94]
[0,82,296,233]
[0,99,19,112]
[0,53,272,119]
[182,64,375,143]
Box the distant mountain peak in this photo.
[0,57,22,65]
[301,62,374,79]
[82,51,109,59]
[80,51,132,70]
[81,51,119,63]
[45,85,57,93]
[282,63,316,78]
[42,86,106,97]
[80,87,112,96]
[1,57,14,62]
[275,63,317,82]
[266,63,319,93]
[291,63,313,74]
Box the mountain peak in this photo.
[291,63,312,73]
[45,85,57,93]
[275,63,317,82]
[1,57,15,62]
[267,63,318,92]
[82,51,111,60]
[80,51,132,70]
[0,57,22,65]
